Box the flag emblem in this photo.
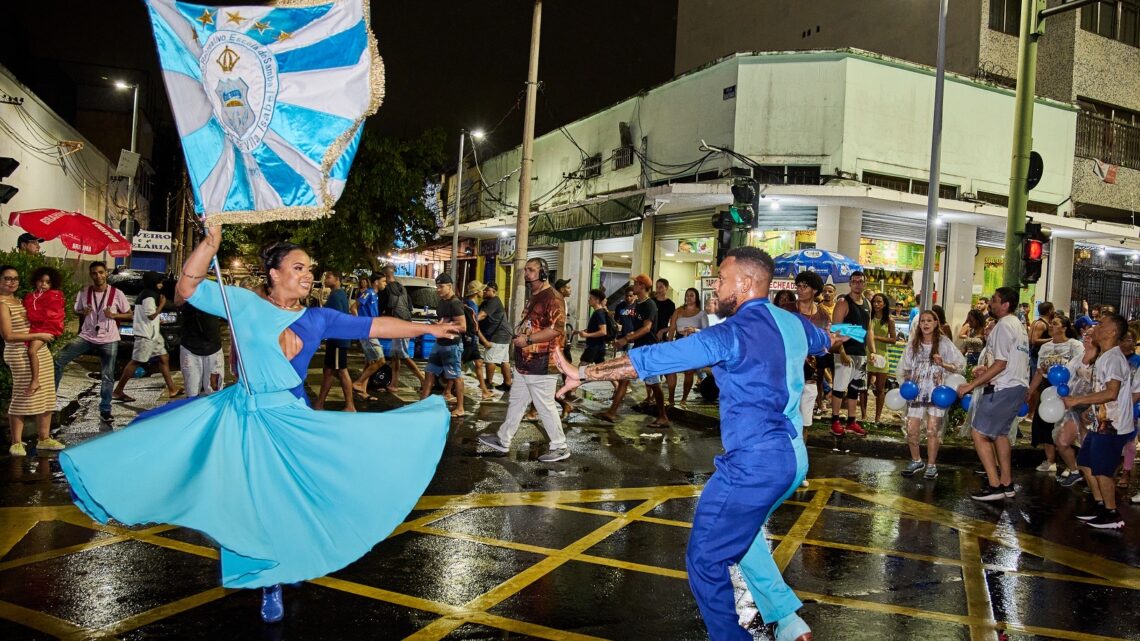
[145,0,383,224]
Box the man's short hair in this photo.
[1100,312,1127,341]
[382,265,396,277]
[994,286,1019,314]
[589,288,606,301]
[89,261,106,272]
[1038,301,1054,316]
[724,246,774,278]
[794,270,824,293]
[849,270,865,280]
[324,270,341,281]
[656,278,669,288]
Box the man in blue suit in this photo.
[555,246,836,641]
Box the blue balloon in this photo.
[1056,384,1070,397]
[1131,354,1140,369]
[1018,402,1030,417]
[134,366,147,378]
[900,381,920,401]
[1046,365,1070,386]
[960,394,972,411]
[931,385,957,409]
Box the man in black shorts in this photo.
[315,271,356,411]
[577,288,611,364]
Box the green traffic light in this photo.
[730,205,743,224]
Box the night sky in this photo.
[2,0,677,162]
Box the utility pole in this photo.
[450,131,467,280]
[1002,0,1098,288]
[509,0,542,326]
[919,0,947,310]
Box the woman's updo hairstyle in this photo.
[260,241,303,289]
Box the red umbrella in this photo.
[9,209,132,258]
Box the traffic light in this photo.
[1021,222,1044,285]
[0,157,18,205]
[730,177,757,226]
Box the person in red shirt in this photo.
[22,266,65,395]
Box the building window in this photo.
[989,0,1022,36]
[976,191,1059,214]
[583,153,602,178]
[612,146,633,170]
[1076,111,1140,171]
[862,171,910,192]
[754,165,822,185]
[911,179,960,200]
[1082,0,1140,47]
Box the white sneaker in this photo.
[1132,491,1140,505]
[1035,461,1056,473]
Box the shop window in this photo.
[787,166,822,185]
[1081,0,1140,47]
[989,0,1022,36]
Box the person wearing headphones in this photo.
[477,256,570,462]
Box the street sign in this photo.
[115,150,140,177]
[1027,151,1044,191]
[132,230,172,253]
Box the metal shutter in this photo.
[655,211,716,238]
[527,248,560,273]
[861,212,948,245]
[754,206,818,231]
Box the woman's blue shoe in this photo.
[261,584,284,623]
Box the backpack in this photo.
[385,283,411,320]
[602,310,618,341]
[461,303,480,362]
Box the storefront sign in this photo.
[701,277,718,290]
[498,236,516,264]
[132,230,172,253]
[770,280,795,291]
[479,238,499,257]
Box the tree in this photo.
[213,125,448,275]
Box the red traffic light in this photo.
[1025,238,1043,261]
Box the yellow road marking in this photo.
[94,587,231,637]
[0,599,110,641]
[959,535,998,641]
[2,479,1137,641]
[773,489,832,571]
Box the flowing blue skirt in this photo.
[60,386,448,588]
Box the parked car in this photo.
[398,276,440,319]
[107,269,183,369]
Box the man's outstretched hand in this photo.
[552,346,581,399]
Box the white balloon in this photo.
[885,388,907,411]
[944,374,967,390]
[1040,386,1060,405]
[1038,397,1066,423]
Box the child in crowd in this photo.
[896,310,965,479]
[22,266,65,395]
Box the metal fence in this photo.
[1075,112,1140,171]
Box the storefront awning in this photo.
[529,193,645,245]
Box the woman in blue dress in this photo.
[60,225,459,623]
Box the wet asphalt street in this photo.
[1,362,1138,641]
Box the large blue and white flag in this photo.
[145,0,383,224]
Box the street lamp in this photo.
[450,128,484,280]
[114,79,140,267]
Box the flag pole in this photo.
[195,217,252,395]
